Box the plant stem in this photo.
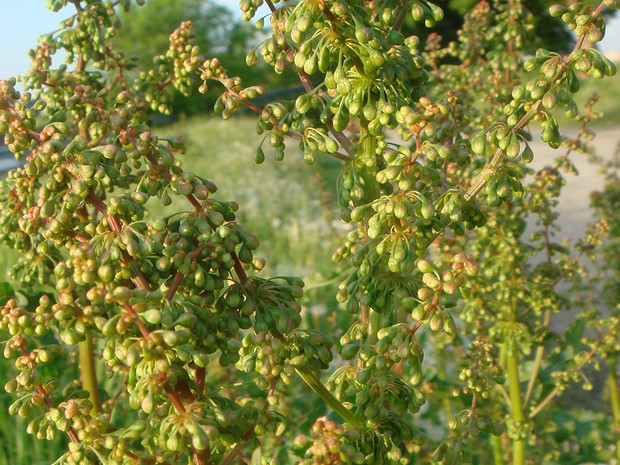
[506,337,526,465]
[607,358,620,462]
[358,127,382,345]
[295,366,359,426]
[367,309,380,345]
[524,309,551,406]
[491,434,505,465]
[78,330,101,415]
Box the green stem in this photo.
[491,434,505,465]
[607,358,620,462]
[295,366,359,426]
[506,337,525,465]
[367,309,381,345]
[359,125,382,345]
[359,132,380,195]
[524,309,551,406]
[78,331,101,415]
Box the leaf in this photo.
[563,318,586,350]
[0,281,14,306]
[251,447,262,465]
[0,281,13,296]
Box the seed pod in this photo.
[252,145,265,164]
[341,343,360,360]
[521,143,534,163]
[288,355,308,368]
[192,428,209,451]
[411,3,424,21]
[337,76,352,96]
[430,313,444,332]
[356,367,372,384]
[505,133,520,158]
[318,46,331,72]
[471,131,486,155]
[295,94,311,114]
[98,264,114,283]
[417,259,434,273]
[420,201,434,220]
[333,109,349,132]
[303,55,318,75]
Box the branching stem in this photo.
[77,331,101,416]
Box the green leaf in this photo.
[251,447,262,465]
[0,281,13,296]
[0,282,14,306]
[563,318,586,349]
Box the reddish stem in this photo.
[196,367,206,396]
[122,302,150,339]
[165,245,206,301]
[160,375,187,413]
[18,347,80,443]
[86,192,153,291]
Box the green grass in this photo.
[0,248,17,283]
[573,68,620,126]
[550,66,620,128]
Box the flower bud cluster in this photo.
[293,417,364,465]
[454,339,504,399]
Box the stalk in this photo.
[360,126,381,345]
[78,330,101,415]
[524,309,551,406]
[506,337,525,465]
[491,434,505,465]
[607,358,620,462]
[295,366,359,426]
[367,310,381,345]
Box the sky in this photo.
[0,0,619,79]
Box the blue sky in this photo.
[1,0,619,79]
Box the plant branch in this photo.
[78,330,101,416]
[214,80,354,162]
[607,358,620,463]
[529,347,598,419]
[295,366,359,426]
[18,346,80,443]
[218,424,255,465]
[523,310,551,406]
[392,0,413,31]
[506,337,525,465]
[423,2,609,248]
[253,0,355,156]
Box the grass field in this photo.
[554,68,620,126]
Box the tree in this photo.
[404,0,614,52]
[112,0,299,116]
[113,0,234,69]
[0,1,618,465]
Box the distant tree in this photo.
[114,0,235,70]
[407,0,613,52]
[113,0,298,115]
